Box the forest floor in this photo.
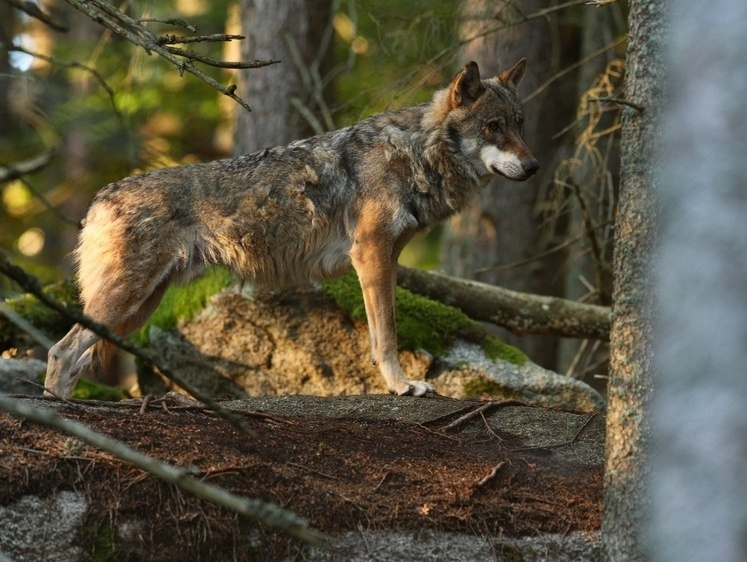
[0,394,603,561]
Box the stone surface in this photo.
[142,288,604,412]
[0,358,46,395]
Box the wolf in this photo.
[45,59,538,399]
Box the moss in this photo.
[462,377,522,400]
[71,377,129,401]
[133,267,233,345]
[90,522,118,562]
[1,279,80,348]
[322,271,528,365]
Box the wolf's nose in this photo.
[523,158,540,177]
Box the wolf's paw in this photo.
[390,380,436,397]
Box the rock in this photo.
[0,358,46,395]
[0,491,88,562]
[140,277,604,412]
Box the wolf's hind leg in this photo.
[45,268,174,398]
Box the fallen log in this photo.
[397,266,611,340]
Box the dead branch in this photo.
[0,395,326,545]
[396,266,611,340]
[0,149,54,184]
[475,461,507,488]
[0,254,256,439]
[4,0,68,32]
[60,0,281,112]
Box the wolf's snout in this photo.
[522,158,540,177]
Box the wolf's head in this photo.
[443,60,539,181]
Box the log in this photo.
[396,266,611,340]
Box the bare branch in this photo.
[163,45,278,70]
[0,149,54,184]
[157,33,245,45]
[0,254,257,439]
[60,0,281,112]
[0,395,326,545]
[5,0,69,32]
[9,45,120,114]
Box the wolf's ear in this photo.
[449,61,486,109]
[497,58,527,90]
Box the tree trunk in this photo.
[440,0,575,369]
[234,0,333,154]
[601,0,666,559]
[651,1,747,560]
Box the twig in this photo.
[479,410,505,443]
[138,17,197,32]
[0,394,327,545]
[589,96,645,112]
[475,461,506,488]
[0,254,257,439]
[5,0,69,31]
[10,45,120,117]
[512,413,598,452]
[442,400,525,431]
[0,302,56,349]
[61,0,280,112]
[157,33,245,45]
[0,149,55,184]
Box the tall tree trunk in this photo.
[601,0,666,559]
[439,0,575,369]
[234,0,333,154]
[651,1,747,560]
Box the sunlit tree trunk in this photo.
[234,0,333,153]
[650,1,747,560]
[601,0,666,559]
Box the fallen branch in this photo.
[396,266,611,340]
[475,461,507,488]
[0,395,326,545]
[0,254,256,439]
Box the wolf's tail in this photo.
[88,337,118,379]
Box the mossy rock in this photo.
[135,267,526,366]
[323,271,527,365]
[0,279,80,351]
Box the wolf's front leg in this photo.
[350,211,435,397]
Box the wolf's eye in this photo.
[487,118,505,131]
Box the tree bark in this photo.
[396,266,610,340]
[234,0,333,154]
[651,1,747,560]
[601,0,666,559]
[440,0,575,369]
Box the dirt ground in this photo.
[0,394,603,561]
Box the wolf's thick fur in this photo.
[46,60,538,398]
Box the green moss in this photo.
[90,522,118,562]
[1,279,80,348]
[463,377,522,400]
[132,267,233,345]
[71,377,129,401]
[322,271,528,365]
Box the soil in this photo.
[0,395,603,561]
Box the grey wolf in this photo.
[46,59,538,398]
